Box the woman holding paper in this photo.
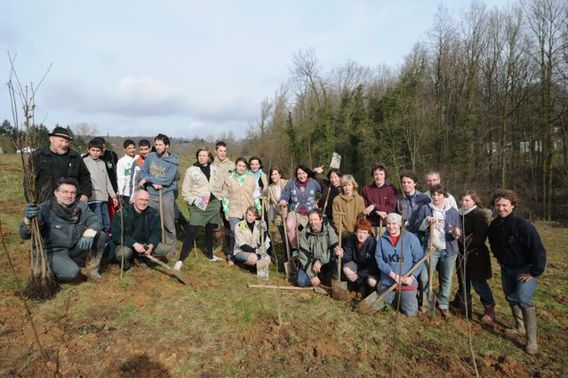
[177,148,224,270]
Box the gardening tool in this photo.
[144,253,190,285]
[247,284,328,295]
[358,248,435,315]
[281,206,296,278]
[331,212,349,300]
[158,189,165,244]
[426,223,437,317]
[257,198,269,280]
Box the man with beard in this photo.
[20,178,106,282]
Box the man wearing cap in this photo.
[31,126,92,203]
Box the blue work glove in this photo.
[77,236,94,251]
[24,204,40,219]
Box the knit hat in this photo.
[385,213,402,225]
[49,126,73,140]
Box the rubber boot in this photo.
[522,307,538,355]
[504,304,525,336]
[481,304,495,324]
[84,248,103,282]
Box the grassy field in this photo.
[0,153,567,377]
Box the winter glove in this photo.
[77,236,94,251]
[24,204,40,219]
[77,229,97,251]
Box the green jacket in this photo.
[298,223,338,278]
[111,204,161,248]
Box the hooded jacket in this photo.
[138,151,179,197]
[375,230,424,288]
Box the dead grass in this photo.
[0,153,567,377]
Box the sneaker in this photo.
[173,260,183,271]
[208,255,222,262]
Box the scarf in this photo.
[458,205,477,216]
[51,200,80,222]
[231,171,248,186]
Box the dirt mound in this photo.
[117,354,170,377]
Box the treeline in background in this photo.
[240,0,568,223]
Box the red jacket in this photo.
[361,181,397,226]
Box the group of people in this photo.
[20,127,547,355]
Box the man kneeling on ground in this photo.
[20,178,107,282]
[109,189,170,271]
[296,210,341,287]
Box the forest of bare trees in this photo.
[242,0,568,222]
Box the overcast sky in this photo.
[1,0,510,139]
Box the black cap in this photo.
[49,126,73,141]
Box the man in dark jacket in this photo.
[340,218,378,294]
[110,190,170,271]
[487,190,546,355]
[32,126,92,203]
[20,178,106,282]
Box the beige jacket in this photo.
[332,192,365,237]
[181,165,223,209]
[221,173,257,218]
[266,179,288,225]
[212,157,234,183]
[233,219,262,255]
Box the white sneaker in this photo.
[173,260,183,271]
[208,255,222,262]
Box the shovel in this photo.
[256,199,269,280]
[331,212,349,301]
[144,254,190,285]
[426,224,437,317]
[358,248,435,314]
[281,206,296,278]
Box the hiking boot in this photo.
[173,260,183,271]
[84,248,103,282]
[481,304,496,324]
[522,307,538,355]
[84,268,103,282]
[449,298,465,314]
[439,307,450,319]
[121,259,132,272]
[208,255,222,262]
[505,304,525,336]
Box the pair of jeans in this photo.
[456,277,496,306]
[500,265,538,309]
[419,249,457,309]
[48,231,107,281]
[380,285,418,316]
[296,259,337,287]
[88,201,111,233]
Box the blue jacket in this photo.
[408,203,460,256]
[342,233,377,272]
[397,190,430,223]
[375,231,424,288]
[280,178,322,215]
[138,152,179,197]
